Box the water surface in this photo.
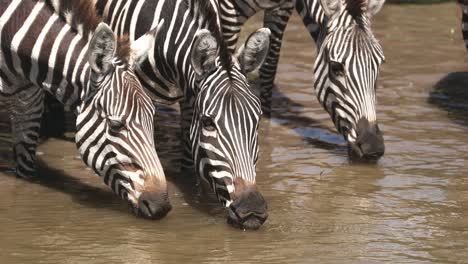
[1,3,468,263]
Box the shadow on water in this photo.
[260,81,349,155]
[2,151,225,220]
[428,71,468,127]
[0,103,224,220]
[3,160,133,214]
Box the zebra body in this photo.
[220,0,386,160]
[0,0,170,218]
[94,0,272,229]
[458,0,468,50]
[219,0,320,110]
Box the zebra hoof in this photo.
[14,167,38,180]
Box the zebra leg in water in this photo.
[9,85,44,179]
[41,93,66,138]
[258,3,294,115]
[180,98,195,171]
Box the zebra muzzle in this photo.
[349,118,385,161]
[226,184,268,230]
[136,190,172,219]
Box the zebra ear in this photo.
[367,0,385,17]
[131,20,164,65]
[319,0,342,18]
[88,23,117,74]
[236,28,271,74]
[191,29,219,76]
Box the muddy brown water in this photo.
[1,3,468,263]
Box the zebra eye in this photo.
[108,119,125,133]
[201,116,216,131]
[330,61,344,76]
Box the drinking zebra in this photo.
[94,0,271,229]
[220,0,386,160]
[0,0,170,218]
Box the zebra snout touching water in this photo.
[314,0,386,161]
[93,0,271,229]
[75,43,171,218]
[191,28,271,230]
[0,0,169,218]
[219,0,386,161]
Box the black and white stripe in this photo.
[219,0,386,159]
[94,0,272,229]
[0,0,170,218]
[459,0,468,50]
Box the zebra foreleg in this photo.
[41,93,66,138]
[9,85,45,179]
[258,4,294,116]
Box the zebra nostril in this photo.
[226,187,268,230]
[227,206,268,230]
[137,192,172,219]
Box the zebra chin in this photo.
[225,179,268,230]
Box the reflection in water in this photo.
[1,3,468,263]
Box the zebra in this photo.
[458,0,468,50]
[0,0,171,219]
[94,0,272,229]
[219,0,386,160]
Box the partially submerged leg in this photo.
[9,85,45,178]
[258,3,294,115]
[41,93,66,138]
[179,99,195,172]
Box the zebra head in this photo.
[190,28,271,229]
[76,23,171,219]
[315,0,386,160]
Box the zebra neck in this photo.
[295,0,326,42]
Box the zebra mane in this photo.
[45,0,100,39]
[345,0,367,27]
[189,0,233,79]
[45,0,131,61]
